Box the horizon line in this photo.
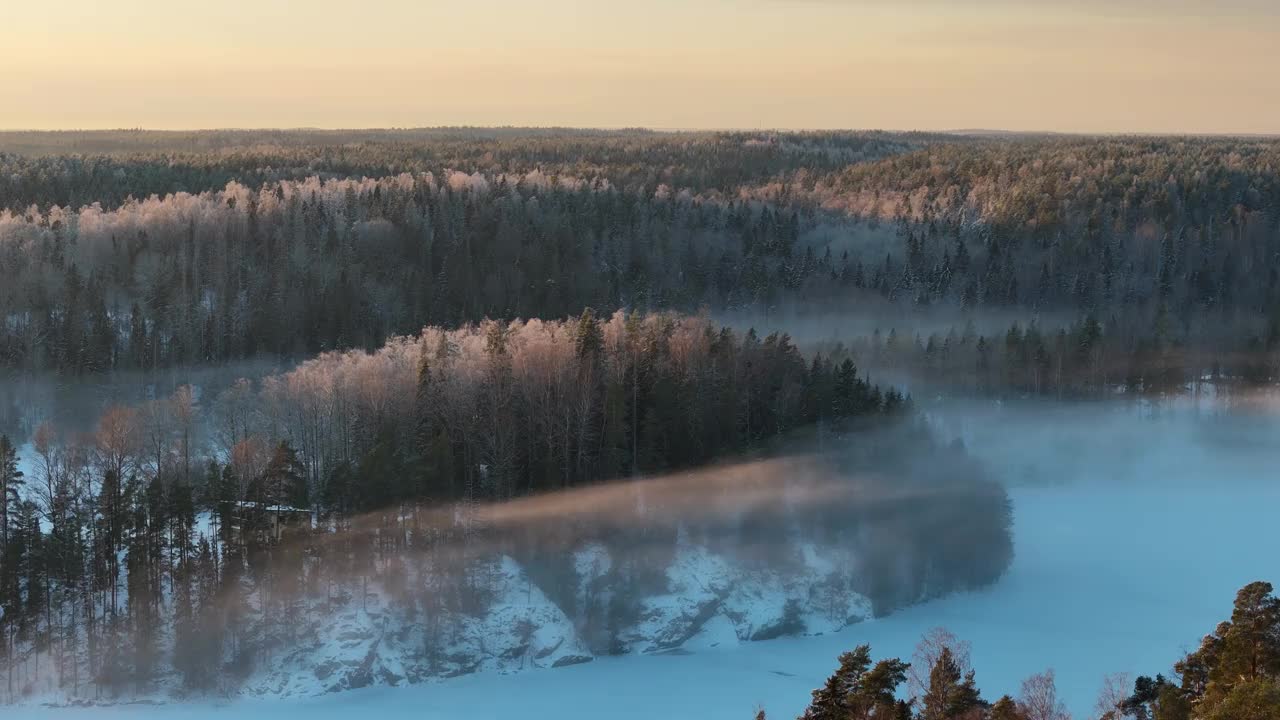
[2,125,1278,139]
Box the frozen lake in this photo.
[17,477,1280,719]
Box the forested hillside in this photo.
[1,131,1276,390]
[0,128,924,210]
[1,129,1276,708]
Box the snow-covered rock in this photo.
[227,533,873,701]
[4,520,876,705]
[242,555,594,697]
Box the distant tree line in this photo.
[2,132,1278,388]
[809,314,1278,400]
[0,128,921,211]
[767,136,1280,379]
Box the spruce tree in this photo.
[575,307,604,360]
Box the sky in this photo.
[2,0,1278,133]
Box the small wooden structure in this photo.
[228,500,311,543]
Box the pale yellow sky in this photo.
[2,0,1278,133]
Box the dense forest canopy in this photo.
[0,130,1276,391]
[0,128,927,210]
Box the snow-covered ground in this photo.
[16,476,1279,720]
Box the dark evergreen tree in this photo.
[920,646,985,720]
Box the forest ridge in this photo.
[0,130,1276,393]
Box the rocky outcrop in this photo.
[237,538,873,698]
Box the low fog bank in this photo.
[2,425,1013,703]
[920,392,1280,490]
[718,300,1280,491]
[0,359,290,441]
[714,300,1075,355]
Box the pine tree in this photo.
[802,645,872,720]
[851,657,912,719]
[0,436,22,568]
[214,463,240,546]
[803,668,852,720]
[921,646,985,720]
[1201,582,1280,710]
[1203,678,1280,720]
[263,441,308,510]
[990,695,1025,720]
[1153,684,1191,720]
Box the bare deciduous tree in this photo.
[1093,672,1131,720]
[909,626,974,702]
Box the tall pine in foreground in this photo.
[920,646,984,720]
[788,582,1280,720]
[800,644,913,720]
[1168,581,1280,720]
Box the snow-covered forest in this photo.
[1,129,1278,718]
[1,131,1277,387]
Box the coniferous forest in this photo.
[0,129,1277,715]
[1,130,1277,388]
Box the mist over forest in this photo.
[0,129,1278,719]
